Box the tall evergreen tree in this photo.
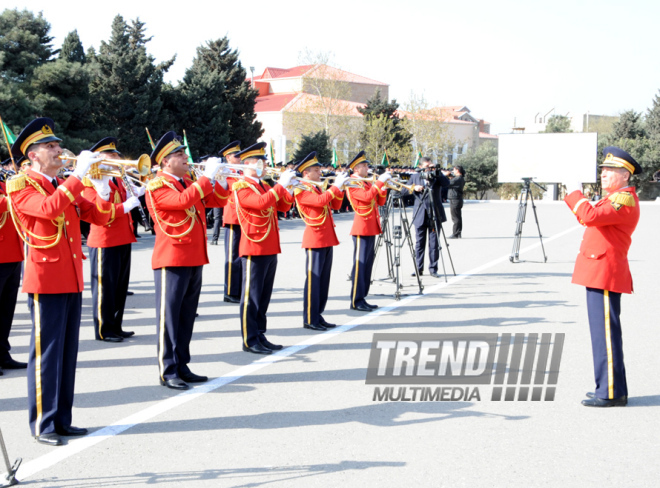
[293,130,332,163]
[0,9,55,83]
[358,90,412,163]
[611,110,645,140]
[89,15,174,157]
[645,91,660,140]
[542,114,572,133]
[59,30,86,64]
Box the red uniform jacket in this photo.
[294,184,343,249]
[222,176,240,226]
[82,178,136,248]
[7,170,124,294]
[233,178,292,257]
[146,172,229,269]
[0,182,24,263]
[565,188,640,294]
[348,179,387,236]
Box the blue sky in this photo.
[7,0,659,134]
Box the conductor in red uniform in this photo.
[346,151,391,312]
[145,131,229,390]
[293,152,347,331]
[0,160,27,374]
[564,146,642,407]
[233,142,296,354]
[8,117,132,446]
[82,137,142,343]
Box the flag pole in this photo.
[0,115,18,173]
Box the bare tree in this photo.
[402,91,456,165]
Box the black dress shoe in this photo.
[304,323,327,331]
[581,396,627,407]
[259,338,283,350]
[101,335,123,343]
[224,295,240,303]
[364,302,379,309]
[1,358,27,369]
[56,425,88,436]
[134,234,142,238]
[242,343,273,355]
[160,378,190,390]
[179,371,208,383]
[35,433,63,446]
[319,316,336,328]
[126,291,134,296]
[119,330,135,338]
[210,240,218,245]
[351,304,372,312]
[411,271,423,277]
[430,272,442,278]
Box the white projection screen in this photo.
[498,133,598,184]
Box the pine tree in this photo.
[89,15,174,157]
[173,37,263,153]
[611,110,645,140]
[542,115,572,133]
[293,130,332,163]
[59,30,86,64]
[645,92,660,140]
[358,90,412,163]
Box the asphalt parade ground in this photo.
[1,199,659,487]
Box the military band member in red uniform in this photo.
[83,137,142,342]
[7,118,133,446]
[233,142,296,354]
[217,141,243,303]
[146,131,229,390]
[293,152,347,331]
[564,146,642,407]
[346,151,390,312]
[0,160,27,374]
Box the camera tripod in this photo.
[373,191,424,300]
[510,177,547,263]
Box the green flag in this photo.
[1,119,16,145]
[381,150,389,167]
[414,150,422,168]
[145,127,155,150]
[182,130,193,163]
[269,139,276,167]
[332,147,339,168]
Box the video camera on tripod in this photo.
[417,165,444,181]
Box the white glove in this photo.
[217,165,232,179]
[122,196,140,213]
[332,173,349,189]
[278,169,296,189]
[203,157,222,180]
[378,171,392,183]
[216,179,228,190]
[73,151,102,180]
[127,178,146,198]
[565,181,582,194]
[90,175,112,201]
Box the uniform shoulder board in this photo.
[262,181,271,189]
[6,174,27,194]
[608,191,635,211]
[293,187,304,197]
[232,180,250,191]
[82,177,94,188]
[147,176,165,192]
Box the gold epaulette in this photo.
[294,187,304,197]
[608,192,635,211]
[147,176,165,192]
[262,181,271,189]
[6,174,26,194]
[82,177,94,188]
[232,180,251,191]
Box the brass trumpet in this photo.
[296,178,329,191]
[59,150,151,179]
[384,178,415,192]
[326,174,377,188]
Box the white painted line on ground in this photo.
[18,224,582,481]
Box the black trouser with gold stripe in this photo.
[154,266,202,381]
[586,287,627,399]
[89,244,131,340]
[240,255,277,347]
[224,224,242,299]
[350,235,375,308]
[303,247,333,326]
[0,261,21,364]
[27,292,81,436]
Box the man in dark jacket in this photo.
[447,165,465,238]
[400,157,449,277]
